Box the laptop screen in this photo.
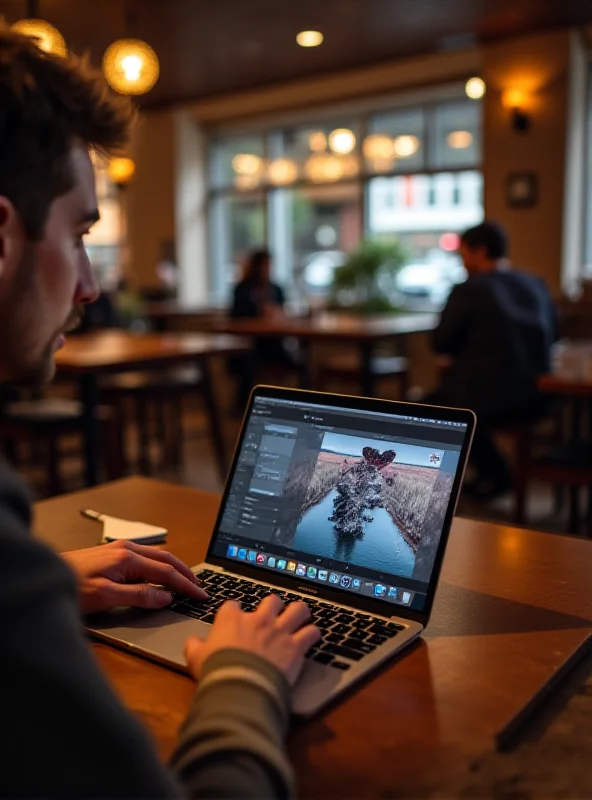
[209,391,470,615]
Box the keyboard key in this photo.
[342,639,375,654]
[368,634,387,646]
[314,652,334,665]
[201,614,215,624]
[387,622,405,631]
[350,629,368,641]
[369,624,398,638]
[331,623,352,636]
[352,618,373,630]
[325,633,342,644]
[316,618,334,629]
[321,644,364,662]
[331,661,351,671]
[334,613,354,624]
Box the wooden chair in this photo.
[0,398,124,496]
[100,366,227,481]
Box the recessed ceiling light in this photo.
[297,30,324,48]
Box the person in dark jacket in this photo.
[0,28,318,798]
[230,248,296,409]
[428,222,556,500]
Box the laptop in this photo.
[89,386,475,717]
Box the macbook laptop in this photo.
[89,386,475,716]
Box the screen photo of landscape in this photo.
[288,432,453,580]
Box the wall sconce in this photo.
[502,89,531,133]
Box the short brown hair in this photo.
[0,28,135,239]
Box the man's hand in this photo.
[62,540,208,615]
[185,594,321,686]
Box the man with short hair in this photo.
[429,221,556,500]
[0,29,319,798]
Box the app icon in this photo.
[247,551,257,562]
[238,548,247,560]
[287,561,297,573]
[277,559,287,570]
[329,572,340,585]
[226,545,238,558]
[318,570,328,581]
[340,575,352,589]
[351,578,361,591]
[401,591,412,605]
[267,556,276,569]
[307,566,318,579]
[296,564,307,577]
[256,553,266,565]
[374,584,387,597]
[388,587,398,598]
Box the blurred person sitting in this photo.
[230,248,297,410]
[427,221,556,501]
[0,29,318,799]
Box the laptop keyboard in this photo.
[169,570,405,671]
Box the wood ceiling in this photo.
[1,0,592,107]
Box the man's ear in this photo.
[0,196,24,282]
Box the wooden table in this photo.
[55,331,247,487]
[205,313,437,396]
[35,477,592,798]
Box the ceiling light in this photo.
[328,128,356,155]
[232,153,263,176]
[234,174,261,191]
[393,135,420,158]
[447,130,473,149]
[309,131,327,152]
[12,18,66,57]
[305,154,344,183]
[466,77,486,100]
[103,38,160,95]
[297,30,323,47]
[363,134,396,160]
[267,158,298,186]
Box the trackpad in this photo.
[88,608,210,668]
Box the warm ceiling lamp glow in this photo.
[466,77,486,100]
[232,153,263,176]
[107,157,136,186]
[340,154,360,178]
[309,131,327,152]
[234,174,261,191]
[12,18,66,57]
[304,154,344,183]
[328,128,356,155]
[393,135,420,158]
[267,158,298,186]
[447,130,473,149]
[297,30,323,47]
[103,38,160,95]
[363,134,396,160]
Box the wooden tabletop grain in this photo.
[55,331,248,375]
[34,478,592,798]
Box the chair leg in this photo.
[512,428,531,526]
[135,396,151,475]
[46,435,63,496]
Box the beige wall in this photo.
[127,110,176,289]
[482,30,572,295]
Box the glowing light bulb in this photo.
[466,77,486,100]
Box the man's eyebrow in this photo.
[76,208,100,227]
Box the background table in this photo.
[205,313,438,395]
[55,332,247,486]
[35,477,592,798]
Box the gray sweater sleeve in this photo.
[0,457,292,799]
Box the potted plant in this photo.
[328,238,409,314]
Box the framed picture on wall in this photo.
[506,171,538,208]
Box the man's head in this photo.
[459,222,509,276]
[0,29,134,385]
